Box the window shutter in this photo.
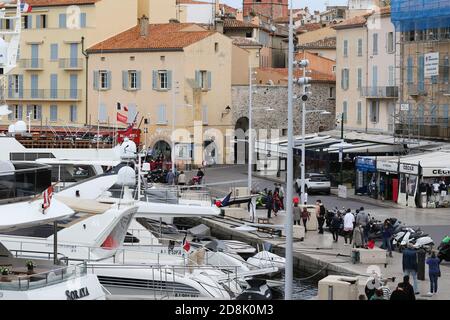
[26,105,32,119]
[8,75,12,97]
[98,103,107,123]
[202,105,208,124]
[18,105,23,120]
[167,70,172,90]
[27,15,32,29]
[195,70,200,87]
[158,105,166,124]
[36,16,41,29]
[122,71,128,90]
[50,105,57,122]
[207,71,212,90]
[50,74,58,98]
[152,70,158,90]
[136,71,142,90]
[59,14,66,28]
[127,104,137,124]
[107,71,112,90]
[407,56,413,84]
[93,71,99,90]
[37,106,42,120]
[80,13,87,28]
[442,105,449,128]
[50,44,58,60]
[8,106,12,120]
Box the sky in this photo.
[221,0,349,12]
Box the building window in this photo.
[357,38,363,56]
[196,70,211,90]
[50,44,58,61]
[357,68,362,90]
[70,105,77,122]
[246,31,252,38]
[129,71,137,89]
[357,101,362,124]
[442,105,449,128]
[430,105,438,125]
[388,65,395,86]
[215,42,219,52]
[27,105,42,121]
[11,105,22,120]
[12,75,20,95]
[418,55,425,92]
[36,15,47,29]
[343,40,348,57]
[329,87,335,98]
[387,32,394,53]
[22,15,31,29]
[332,65,336,73]
[444,56,449,84]
[157,105,167,124]
[369,101,379,123]
[159,70,168,89]
[59,14,67,28]
[372,33,378,55]
[99,70,109,90]
[50,105,58,122]
[341,68,349,90]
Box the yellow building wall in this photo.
[232,45,250,86]
[139,0,177,23]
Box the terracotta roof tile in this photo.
[24,0,98,7]
[87,23,215,52]
[231,36,262,47]
[223,18,257,29]
[333,14,370,29]
[298,37,336,49]
[257,67,335,83]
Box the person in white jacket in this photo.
[343,209,355,245]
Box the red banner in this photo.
[117,112,128,124]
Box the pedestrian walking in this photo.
[343,209,354,245]
[166,170,175,185]
[265,190,273,219]
[402,244,419,295]
[178,171,186,186]
[400,275,416,300]
[279,184,285,210]
[315,200,326,234]
[293,201,301,225]
[426,251,441,295]
[273,191,281,216]
[381,220,394,257]
[330,212,342,243]
[301,202,310,232]
[356,207,370,244]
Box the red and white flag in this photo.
[182,235,191,252]
[20,3,32,13]
[42,186,53,210]
[117,112,128,124]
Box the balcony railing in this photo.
[58,58,84,70]
[360,86,399,98]
[18,59,44,70]
[7,89,82,101]
[407,84,428,96]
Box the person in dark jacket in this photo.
[382,220,394,257]
[402,245,419,294]
[400,275,416,300]
[426,251,441,295]
[330,212,342,243]
[390,283,410,301]
[266,191,273,219]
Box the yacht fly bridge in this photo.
[0,0,21,118]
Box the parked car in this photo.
[295,173,331,195]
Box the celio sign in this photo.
[422,168,450,177]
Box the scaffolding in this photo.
[391,0,450,144]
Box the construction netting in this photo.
[391,0,450,32]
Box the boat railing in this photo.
[0,262,87,291]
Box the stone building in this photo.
[243,0,288,21]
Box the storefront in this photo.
[397,162,420,207]
[355,157,377,195]
[417,167,450,208]
[376,160,399,202]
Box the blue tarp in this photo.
[391,0,450,32]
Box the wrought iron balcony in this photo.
[7,89,82,101]
[360,86,399,98]
[18,59,44,70]
[58,58,84,70]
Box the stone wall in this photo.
[232,83,336,137]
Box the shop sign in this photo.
[356,157,376,172]
[425,52,439,78]
[421,168,450,177]
[399,163,419,175]
[377,161,398,173]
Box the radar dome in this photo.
[7,124,15,133]
[117,166,136,187]
[120,137,137,160]
[14,121,27,133]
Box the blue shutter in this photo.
[127,104,137,124]
[357,68,362,89]
[418,105,424,125]
[202,105,208,124]
[70,44,78,68]
[343,101,348,123]
[36,15,41,29]
[418,55,425,92]
[136,71,141,90]
[373,33,378,55]
[50,74,58,99]
[158,105,166,124]
[430,105,437,124]
[98,103,107,122]
[357,102,362,124]
[18,105,23,120]
[31,74,38,98]
[442,105,449,128]
[70,74,78,99]
[207,71,212,90]
[106,71,111,89]
[372,65,378,96]
[50,44,58,61]
[407,56,413,84]
[93,71,99,90]
[444,56,449,83]
[80,13,86,28]
[59,14,67,28]
[31,44,39,68]
[37,106,42,120]
[18,75,23,98]
[122,71,128,90]
[50,105,58,122]
[70,105,77,122]
[167,70,172,90]
[195,71,200,87]
[27,15,32,29]
[152,71,158,90]
[8,75,12,98]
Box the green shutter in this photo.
[93,71,99,90]
[122,71,128,90]
[167,70,172,90]
[152,71,158,90]
[207,71,212,90]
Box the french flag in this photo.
[20,3,32,13]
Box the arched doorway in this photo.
[234,117,249,164]
[153,140,171,161]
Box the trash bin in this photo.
[417,249,426,281]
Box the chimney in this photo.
[215,18,224,34]
[169,18,180,23]
[139,15,149,37]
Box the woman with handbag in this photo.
[426,251,441,295]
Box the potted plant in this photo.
[26,260,35,272]
[0,266,9,276]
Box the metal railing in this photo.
[58,58,84,70]
[18,59,44,69]
[407,84,428,96]
[7,89,82,100]
[360,86,399,98]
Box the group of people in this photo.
[328,206,371,247]
[265,184,285,219]
[165,167,204,186]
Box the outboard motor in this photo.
[236,279,272,300]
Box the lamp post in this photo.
[171,77,179,174]
[285,0,294,301]
[248,66,253,194]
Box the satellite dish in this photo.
[119,137,137,160]
[14,120,27,133]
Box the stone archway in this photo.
[153,140,171,161]
[234,117,249,164]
